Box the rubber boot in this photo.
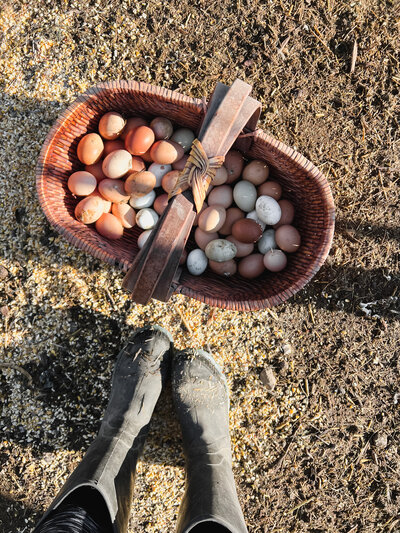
[34,325,173,533]
[172,349,248,533]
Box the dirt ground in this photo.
[0,0,399,532]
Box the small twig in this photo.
[288,496,315,513]
[175,305,193,335]
[0,362,33,385]
[350,39,358,74]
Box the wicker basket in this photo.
[36,80,335,311]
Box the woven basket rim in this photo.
[36,80,335,311]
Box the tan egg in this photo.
[120,116,148,141]
[98,179,130,203]
[194,227,219,250]
[257,181,282,200]
[85,161,107,183]
[263,249,287,272]
[141,148,154,163]
[232,219,263,243]
[242,160,269,185]
[153,194,169,215]
[211,165,228,186]
[95,213,124,240]
[74,195,104,224]
[219,207,244,235]
[275,225,301,252]
[125,171,156,198]
[193,202,208,226]
[198,206,226,233]
[125,126,155,155]
[126,156,146,175]
[207,185,233,209]
[77,133,104,165]
[161,170,180,194]
[68,171,97,196]
[226,235,254,257]
[224,150,244,183]
[172,154,189,171]
[209,259,237,277]
[274,199,295,228]
[238,254,265,279]
[102,150,132,179]
[89,190,112,213]
[111,203,136,228]
[150,140,184,165]
[150,117,174,140]
[98,112,126,140]
[103,139,125,157]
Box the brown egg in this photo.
[125,126,155,155]
[95,213,124,240]
[257,181,282,200]
[88,190,112,213]
[68,171,97,196]
[141,148,154,163]
[224,150,244,184]
[172,154,189,171]
[242,160,269,185]
[274,199,295,228]
[98,179,130,203]
[207,185,233,209]
[232,219,263,243]
[102,150,132,179]
[74,195,105,224]
[120,116,148,141]
[77,133,104,165]
[150,117,174,140]
[150,140,184,165]
[126,156,146,174]
[111,203,136,228]
[211,165,228,186]
[103,139,125,157]
[209,259,237,277]
[275,225,301,252]
[194,227,219,250]
[198,206,226,233]
[263,249,287,272]
[153,194,169,215]
[226,235,254,257]
[85,161,107,183]
[193,202,208,226]
[238,254,265,279]
[219,207,244,235]
[98,112,126,140]
[161,170,180,194]
[125,171,156,198]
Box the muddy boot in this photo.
[34,325,173,533]
[172,349,248,533]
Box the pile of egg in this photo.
[68,111,301,280]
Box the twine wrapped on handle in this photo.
[169,139,225,213]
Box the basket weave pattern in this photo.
[36,81,335,311]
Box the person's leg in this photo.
[172,349,248,533]
[34,325,173,533]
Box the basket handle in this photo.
[122,79,261,304]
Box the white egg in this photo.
[246,210,266,231]
[205,239,237,262]
[136,208,159,230]
[129,189,156,209]
[137,229,153,249]
[148,163,172,187]
[187,249,208,275]
[258,229,277,254]
[233,181,257,212]
[255,195,282,225]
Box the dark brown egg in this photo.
[274,199,295,228]
[238,254,265,279]
[231,219,263,243]
[257,181,282,200]
[224,150,244,183]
